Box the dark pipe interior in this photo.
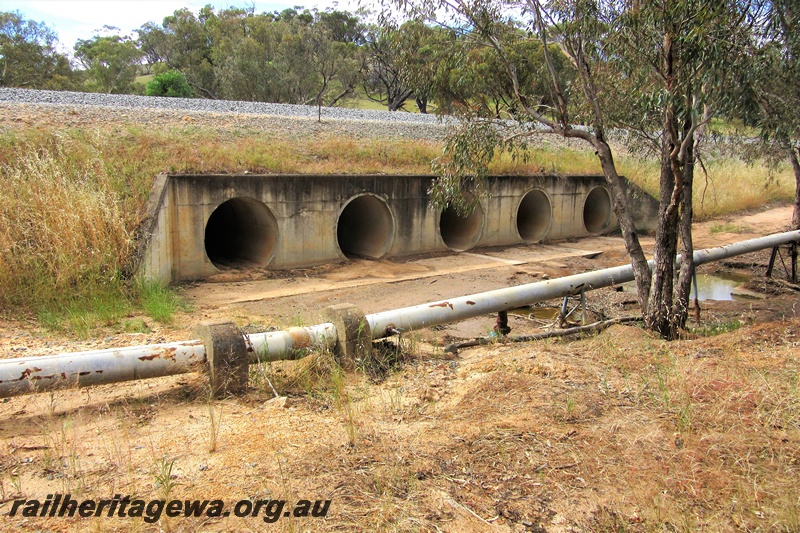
[204,197,278,268]
[337,194,394,259]
[583,186,612,234]
[440,202,484,251]
[517,189,552,243]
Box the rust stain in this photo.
[430,302,454,310]
[466,301,476,305]
[138,354,160,361]
[161,346,178,361]
[287,327,311,350]
[18,367,43,381]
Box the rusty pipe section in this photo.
[0,323,338,399]
[246,323,338,363]
[0,340,206,398]
[367,230,800,337]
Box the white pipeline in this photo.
[367,230,800,337]
[0,230,797,398]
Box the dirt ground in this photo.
[0,205,798,532]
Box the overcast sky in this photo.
[0,0,366,53]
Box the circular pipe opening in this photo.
[583,186,612,234]
[204,197,278,268]
[336,194,395,259]
[517,189,552,243]
[439,201,485,251]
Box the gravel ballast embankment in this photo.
[0,88,455,140]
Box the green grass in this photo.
[689,319,744,336]
[135,74,155,85]
[33,280,186,337]
[37,288,131,339]
[339,86,431,113]
[710,222,754,234]
[136,279,189,324]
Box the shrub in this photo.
[145,70,193,98]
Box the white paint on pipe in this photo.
[0,230,797,398]
[0,340,206,398]
[367,230,800,337]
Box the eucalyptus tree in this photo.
[733,1,800,230]
[389,0,653,316]
[389,0,755,338]
[74,30,143,94]
[213,11,293,102]
[607,1,753,337]
[145,7,221,98]
[362,26,416,110]
[137,7,365,107]
[305,31,364,117]
[0,11,73,89]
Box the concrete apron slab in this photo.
[185,244,604,307]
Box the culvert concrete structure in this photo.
[204,197,279,268]
[439,200,485,251]
[583,186,613,234]
[337,194,395,259]
[140,174,659,282]
[516,189,552,243]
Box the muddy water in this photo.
[507,307,561,320]
[618,271,751,302]
[693,272,749,301]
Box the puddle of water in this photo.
[507,307,561,319]
[693,273,743,301]
[620,271,752,302]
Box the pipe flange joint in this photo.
[193,321,249,398]
[323,303,372,369]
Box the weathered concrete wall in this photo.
[140,174,658,283]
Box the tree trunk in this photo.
[416,96,428,114]
[790,144,800,230]
[674,131,695,330]
[327,87,353,107]
[646,132,681,339]
[388,89,413,111]
[594,140,652,312]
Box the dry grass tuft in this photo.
[0,132,133,310]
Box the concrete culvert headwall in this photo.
[583,186,612,235]
[204,197,278,268]
[337,194,395,259]
[141,174,659,282]
[439,201,485,251]
[517,189,552,243]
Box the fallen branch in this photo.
[444,316,643,354]
[765,277,800,292]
